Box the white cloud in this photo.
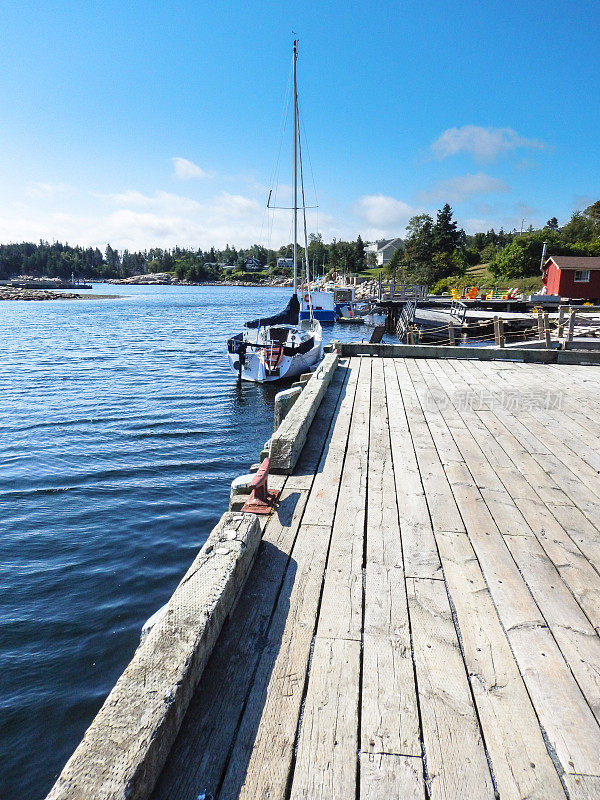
[208,192,261,220]
[431,125,545,163]
[0,187,308,251]
[421,172,510,203]
[26,182,73,199]
[353,194,415,235]
[2,178,413,250]
[99,190,201,214]
[171,157,209,180]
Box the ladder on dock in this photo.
[396,299,417,342]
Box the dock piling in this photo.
[493,316,505,347]
[557,305,566,338]
[568,308,576,343]
[543,312,551,348]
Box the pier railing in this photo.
[450,299,467,323]
[377,276,428,301]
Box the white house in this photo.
[277,257,294,270]
[367,238,404,266]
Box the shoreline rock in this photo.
[107,273,294,288]
[0,287,84,301]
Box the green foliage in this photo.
[355,235,366,271]
[383,247,405,279]
[561,209,599,244]
[489,238,534,278]
[396,206,466,285]
[489,221,600,279]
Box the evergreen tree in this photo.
[404,214,434,266]
[355,235,366,271]
[432,204,464,257]
[105,244,121,276]
[384,247,405,280]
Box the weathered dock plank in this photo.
[219,363,362,799]
[362,357,421,758]
[289,637,361,800]
[383,359,443,580]
[418,358,600,776]
[316,356,370,641]
[359,753,426,800]
[406,576,495,799]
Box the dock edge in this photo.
[46,512,262,800]
[269,350,339,473]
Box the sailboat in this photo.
[227,41,322,383]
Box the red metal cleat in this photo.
[242,457,280,515]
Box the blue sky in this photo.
[1,0,598,250]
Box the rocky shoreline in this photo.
[0,286,85,301]
[106,272,293,288]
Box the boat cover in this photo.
[244,293,299,329]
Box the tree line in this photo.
[0,236,367,282]
[385,201,600,289]
[1,200,597,284]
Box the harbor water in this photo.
[0,284,375,799]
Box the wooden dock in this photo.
[151,355,600,800]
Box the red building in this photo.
[543,256,600,300]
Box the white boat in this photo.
[227,40,322,383]
[227,318,322,382]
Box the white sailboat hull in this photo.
[227,319,322,383]
[227,340,321,382]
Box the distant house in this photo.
[543,256,600,300]
[244,257,262,272]
[367,238,404,267]
[277,257,294,270]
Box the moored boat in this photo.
[227,40,323,383]
[227,295,322,382]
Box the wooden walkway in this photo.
[152,357,600,800]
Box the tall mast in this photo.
[293,39,298,295]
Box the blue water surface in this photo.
[0,284,372,799]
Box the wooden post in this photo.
[543,312,551,349]
[537,309,544,341]
[448,323,456,346]
[557,305,565,338]
[378,271,382,301]
[497,317,505,348]
[493,316,500,346]
[568,309,576,343]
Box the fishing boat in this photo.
[298,285,355,322]
[227,41,322,382]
